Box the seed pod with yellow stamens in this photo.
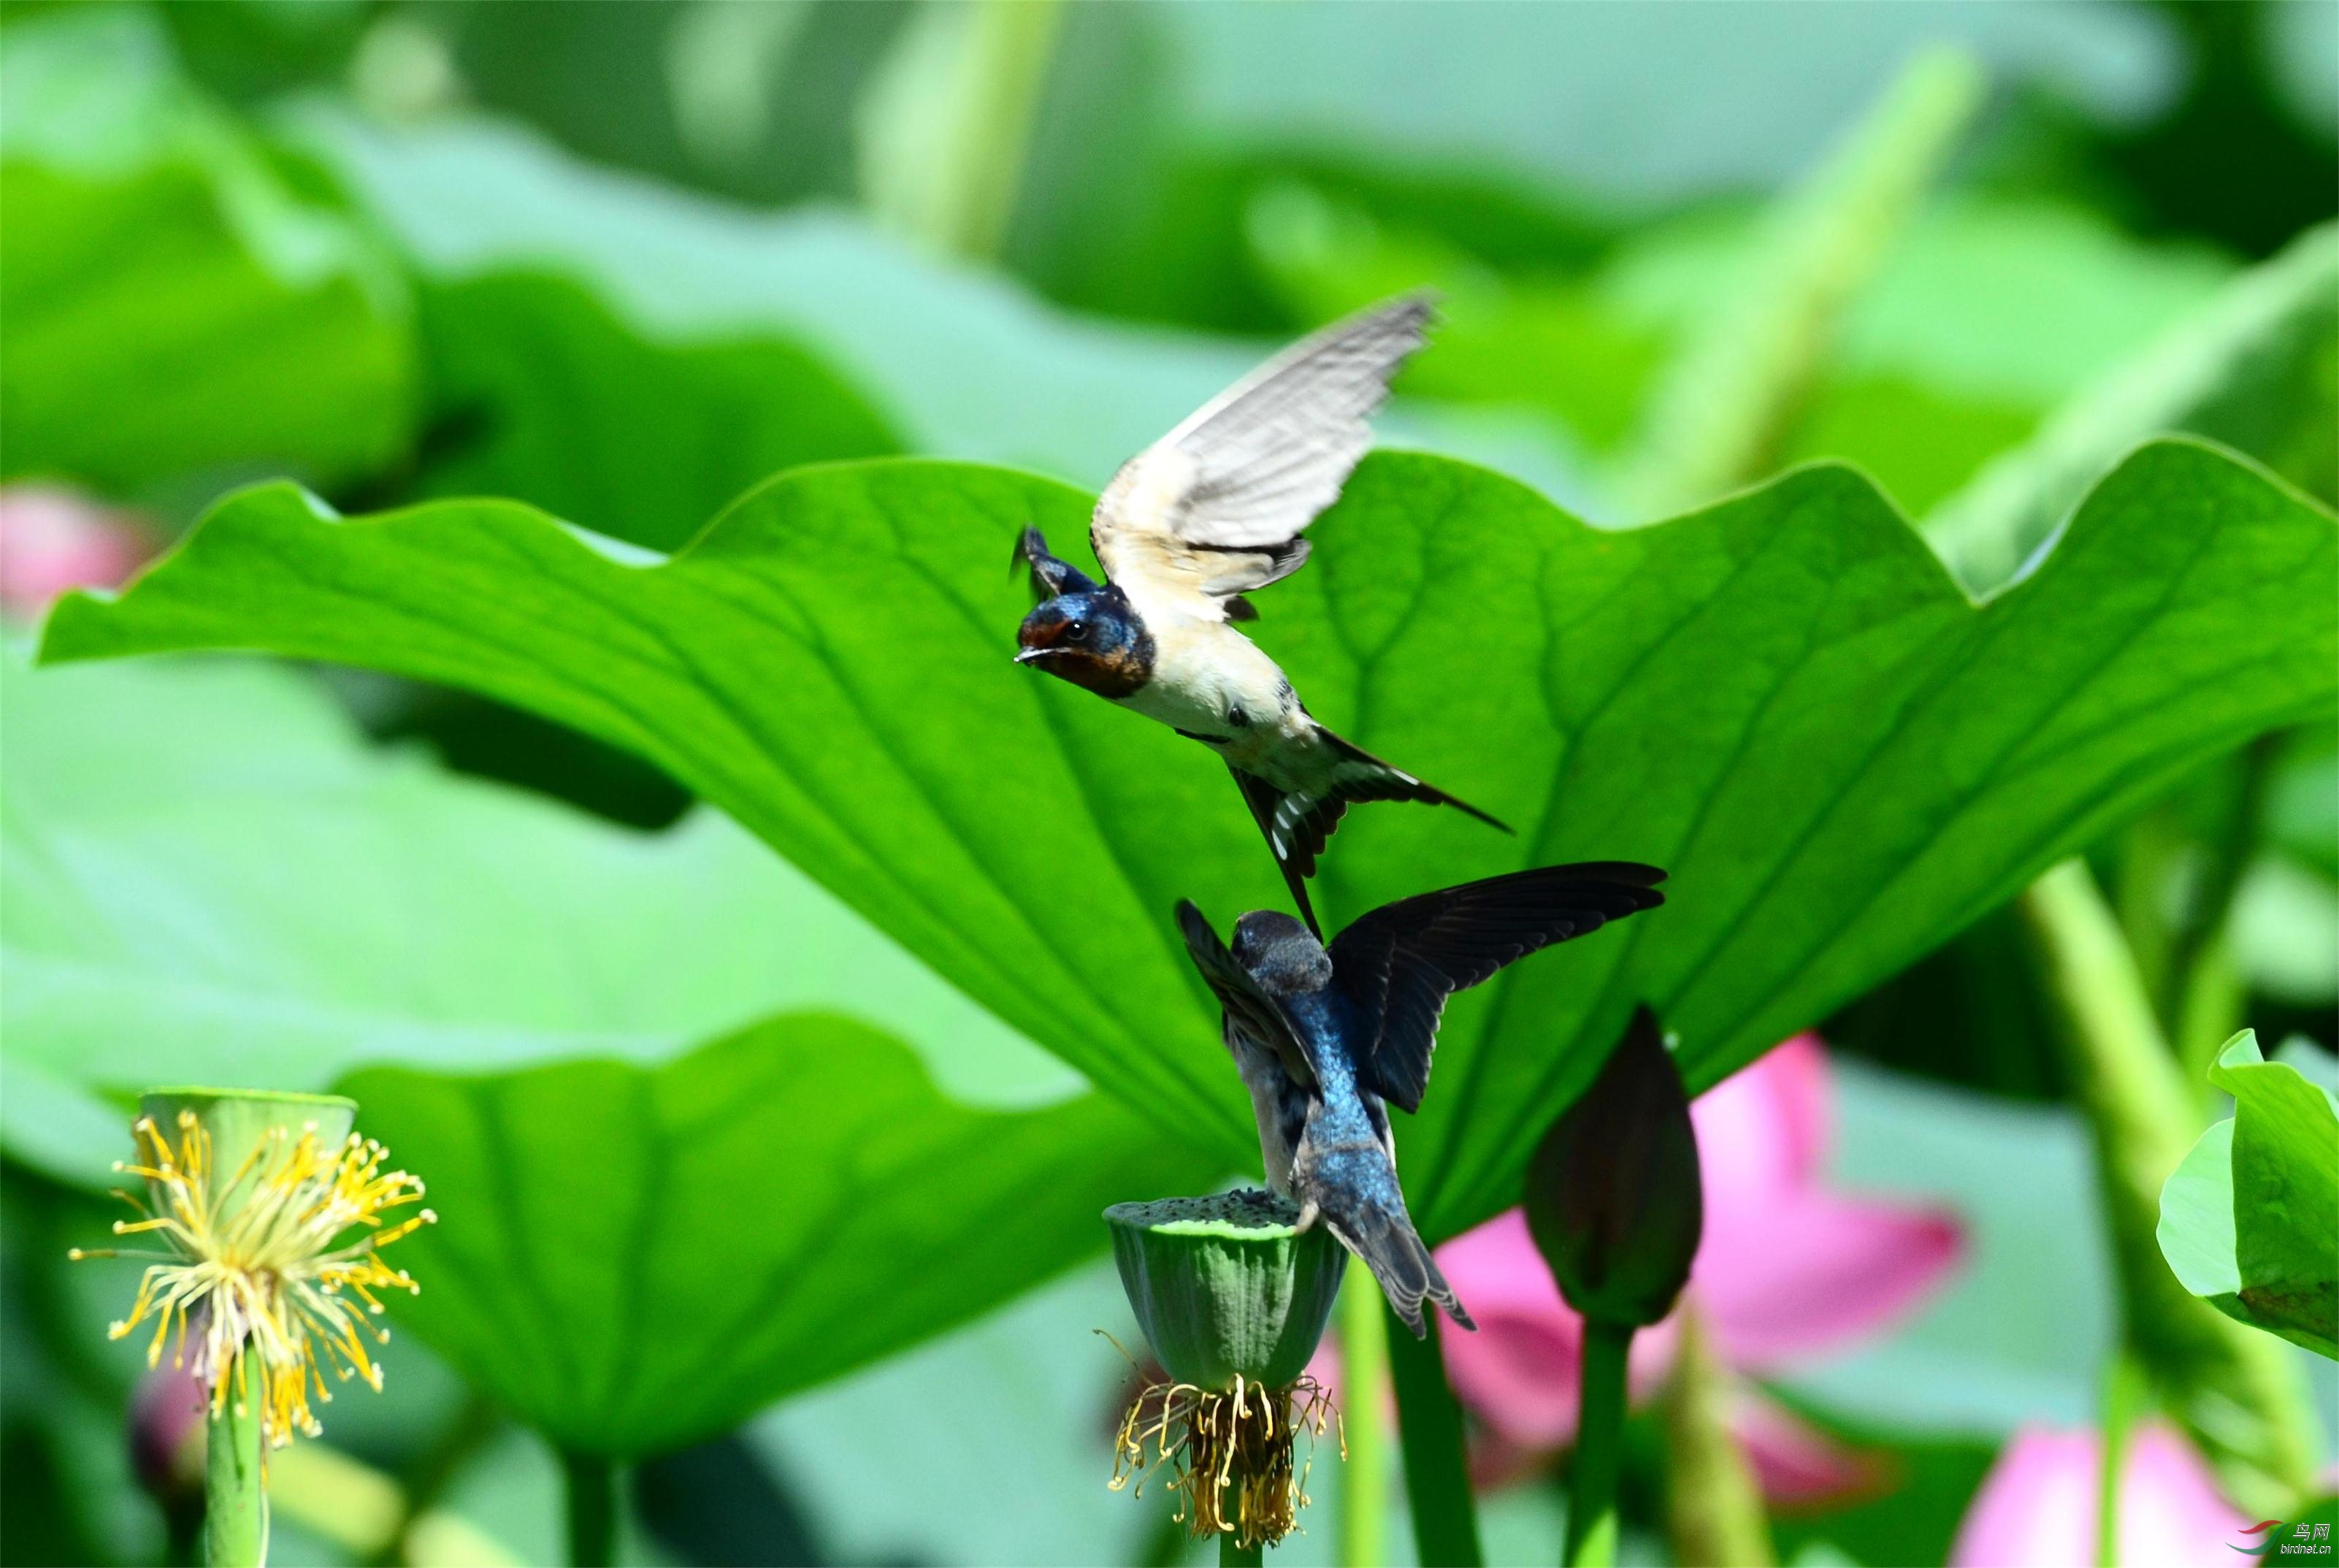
[72,1088,435,1567]
[1104,1190,1347,1552]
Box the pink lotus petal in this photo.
[0,486,148,614]
[1729,1391,1888,1511]
[1438,1212,1677,1446]
[1304,1336,1341,1401]
[1693,1193,1965,1370]
[1693,1033,1833,1210]
[1434,1033,1968,1477]
[1948,1421,2246,1568]
[1440,1297,1584,1446]
[1436,1209,1569,1320]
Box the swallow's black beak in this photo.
[1013,646,1055,665]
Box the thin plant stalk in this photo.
[857,0,1066,259]
[2018,858,2314,1514]
[2097,1354,2146,1568]
[1565,1321,1632,1568]
[560,1450,617,1568]
[205,1354,268,1567]
[1620,46,1982,516]
[1384,1308,1483,1567]
[1339,1269,1390,1568]
[1661,1310,1774,1568]
[1220,1534,1265,1568]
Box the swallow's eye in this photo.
[1065,620,1089,643]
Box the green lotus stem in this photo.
[1565,1320,1632,1568]
[1220,1535,1265,1568]
[2018,858,2315,1513]
[1921,225,2339,594]
[1338,1267,1390,1568]
[1660,1310,1773,1568]
[2097,1354,2145,1568]
[1622,45,1982,516]
[559,1450,616,1568]
[859,0,1066,259]
[1384,1308,1482,1567]
[205,1356,268,1567]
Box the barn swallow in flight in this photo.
[1175,861,1667,1335]
[1014,291,1507,936]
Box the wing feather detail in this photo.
[1175,899,1318,1088]
[1092,292,1434,614]
[1328,864,1667,1114]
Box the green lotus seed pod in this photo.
[139,1088,356,1222]
[1106,1190,1347,1389]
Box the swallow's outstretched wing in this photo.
[1011,526,1098,602]
[1090,292,1434,618]
[1230,730,1511,939]
[1327,863,1667,1113]
[1174,898,1317,1088]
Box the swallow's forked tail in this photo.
[1228,729,1509,938]
[1327,1195,1474,1339]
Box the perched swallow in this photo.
[1014,291,1507,936]
[1175,861,1668,1335]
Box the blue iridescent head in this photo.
[1014,587,1152,698]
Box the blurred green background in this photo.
[2,1,2334,1564]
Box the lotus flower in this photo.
[1948,1421,2246,1567]
[1436,1033,1964,1504]
[0,485,148,615]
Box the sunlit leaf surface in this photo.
[342,1017,1209,1456]
[43,440,2337,1238]
[0,654,1074,1177]
[2,653,1210,1444]
[0,9,416,497]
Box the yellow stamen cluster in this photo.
[1110,1370,1342,1548]
[71,1110,435,1450]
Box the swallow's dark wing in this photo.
[1091,292,1433,617]
[1174,898,1317,1089]
[1327,863,1666,1113]
[1010,526,1099,602]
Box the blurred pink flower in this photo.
[1436,1033,1964,1506]
[129,1355,207,1503]
[1948,1421,2246,1567]
[0,485,148,616]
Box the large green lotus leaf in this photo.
[4,653,1214,1447]
[413,270,901,553]
[0,9,415,498]
[41,439,2338,1236]
[337,1017,1209,1457]
[0,652,1078,1186]
[2157,1033,2339,1359]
